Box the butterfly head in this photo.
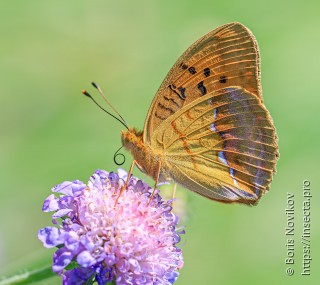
[121,128,143,151]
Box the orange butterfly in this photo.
[88,22,279,205]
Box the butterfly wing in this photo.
[151,87,278,204]
[143,22,261,143]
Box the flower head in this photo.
[38,169,184,285]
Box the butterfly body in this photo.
[120,22,279,205]
[121,128,170,182]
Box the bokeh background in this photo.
[1,1,319,284]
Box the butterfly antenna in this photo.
[82,89,129,130]
[91,82,128,126]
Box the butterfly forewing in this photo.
[143,22,261,143]
[151,87,278,204]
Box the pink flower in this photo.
[38,169,184,285]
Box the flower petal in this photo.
[166,271,180,284]
[117,168,127,180]
[42,194,59,212]
[105,253,116,266]
[64,231,82,254]
[52,208,73,219]
[62,267,94,285]
[53,247,74,274]
[52,180,85,196]
[38,227,65,248]
[77,250,96,267]
[95,266,113,285]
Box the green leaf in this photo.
[0,265,55,285]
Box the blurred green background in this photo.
[1,0,319,284]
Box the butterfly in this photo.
[118,22,279,205]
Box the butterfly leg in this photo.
[171,183,177,205]
[114,160,136,206]
[149,160,162,204]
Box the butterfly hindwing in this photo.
[151,87,278,204]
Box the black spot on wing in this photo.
[204,67,211,77]
[188,66,197,74]
[178,86,186,99]
[180,63,188,70]
[169,84,186,100]
[197,81,207,95]
[219,75,227,83]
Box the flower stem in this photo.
[0,265,55,285]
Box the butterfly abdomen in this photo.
[121,128,169,181]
